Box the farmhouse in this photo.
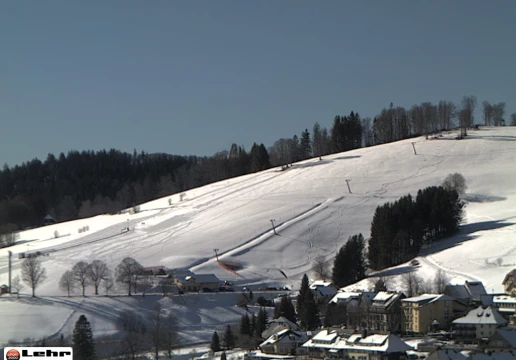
[260,329,310,356]
[174,273,220,292]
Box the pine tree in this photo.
[250,312,257,337]
[211,331,221,352]
[332,235,367,288]
[240,314,251,335]
[299,129,312,160]
[256,308,268,337]
[72,315,96,360]
[223,325,235,350]
[301,287,320,330]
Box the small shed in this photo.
[43,214,56,226]
[0,284,9,295]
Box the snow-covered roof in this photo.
[402,294,440,303]
[373,291,394,302]
[311,330,338,343]
[303,331,412,354]
[184,274,220,283]
[329,292,361,304]
[402,294,455,306]
[260,329,309,347]
[309,281,334,289]
[453,306,508,325]
[494,295,516,304]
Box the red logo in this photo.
[5,349,20,360]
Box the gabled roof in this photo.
[329,291,361,304]
[311,329,339,343]
[444,284,471,300]
[260,329,309,347]
[465,281,487,298]
[427,349,467,360]
[503,269,516,286]
[373,291,395,302]
[453,306,508,325]
[315,286,337,298]
[269,316,299,330]
[492,327,516,348]
[333,334,412,353]
[309,281,335,289]
[402,294,455,306]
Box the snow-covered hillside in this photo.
[1,126,515,346]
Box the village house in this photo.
[310,280,338,302]
[261,316,300,340]
[503,270,516,297]
[444,281,489,307]
[452,305,508,343]
[302,329,413,360]
[260,329,310,356]
[402,294,467,334]
[360,291,405,334]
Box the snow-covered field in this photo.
[1,126,516,346]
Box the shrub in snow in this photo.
[54,230,59,238]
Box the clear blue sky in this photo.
[1,1,515,167]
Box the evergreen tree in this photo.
[256,308,268,337]
[301,287,320,330]
[223,325,235,350]
[210,331,221,352]
[296,274,310,323]
[250,312,256,337]
[220,351,227,360]
[312,122,323,159]
[274,296,297,324]
[72,315,96,360]
[240,314,251,335]
[299,129,312,160]
[332,234,366,288]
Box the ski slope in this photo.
[1,126,516,346]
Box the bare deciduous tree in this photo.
[115,257,143,296]
[119,311,148,360]
[21,257,47,297]
[59,270,76,297]
[492,102,506,126]
[460,95,477,135]
[12,275,23,298]
[511,113,516,126]
[312,254,329,281]
[433,269,449,293]
[442,173,467,196]
[72,261,90,296]
[88,259,110,295]
[148,303,177,360]
[402,271,424,297]
[496,257,503,267]
[103,276,115,296]
[483,101,494,126]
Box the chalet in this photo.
[402,294,467,334]
[303,330,413,359]
[174,273,220,292]
[260,329,310,356]
[503,270,516,297]
[452,306,508,342]
[261,316,300,340]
